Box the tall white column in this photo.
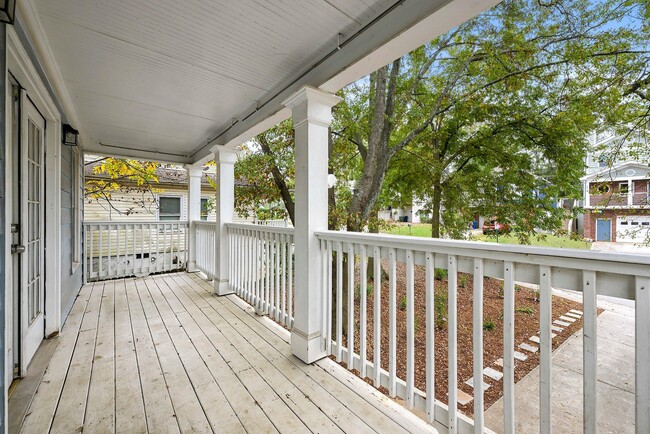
[185,164,203,272]
[283,86,341,363]
[628,179,634,206]
[212,148,238,295]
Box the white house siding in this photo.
[60,146,84,322]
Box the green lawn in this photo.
[381,223,592,249]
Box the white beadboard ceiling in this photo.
[31,0,497,163]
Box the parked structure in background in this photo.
[582,130,650,242]
[378,201,424,223]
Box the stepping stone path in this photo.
[483,367,503,381]
[519,342,539,353]
[465,377,490,390]
[461,309,579,405]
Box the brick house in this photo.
[582,161,650,242]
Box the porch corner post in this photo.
[283,86,341,364]
[212,148,237,295]
[185,164,203,272]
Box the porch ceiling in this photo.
[28,0,498,163]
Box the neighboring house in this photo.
[378,202,423,223]
[84,158,250,222]
[582,131,650,242]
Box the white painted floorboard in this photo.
[15,273,435,434]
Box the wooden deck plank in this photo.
[49,281,105,433]
[84,279,116,433]
[125,278,180,434]
[143,277,245,434]
[183,272,434,434]
[17,273,438,434]
[133,278,213,434]
[19,282,94,433]
[114,278,147,434]
[156,276,279,434]
[164,275,345,434]
[158,275,310,434]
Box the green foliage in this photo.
[434,291,448,330]
[434,268,448,281]
[483,320,496,332]
[498,281,504,298]
[515,307,534,315]
[399,296,407,311]
[459,274,468,288]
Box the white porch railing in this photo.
[315,230,650,434]
[254,218,291,227]
[193,221,219,279]
[84,221,188,282]
[226,222,295,329]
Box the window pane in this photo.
[160,197,181,214]
[201,198,209,220]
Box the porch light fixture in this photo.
[0,0,16,24]
[62,124,79,146]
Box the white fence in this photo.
[193,221,219,279]
[84,221,188,282]
[315,230,650,434]
[227,223,295,329]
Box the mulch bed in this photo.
[333,259,592,417]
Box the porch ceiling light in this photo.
[62,124,79,146]
[0,0,16,24]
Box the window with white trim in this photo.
[159,196,182,220]
[201,198,209,221]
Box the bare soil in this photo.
[333,259,592,416]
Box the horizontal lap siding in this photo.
[61,146,83,322]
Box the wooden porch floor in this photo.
[12,272,434,434]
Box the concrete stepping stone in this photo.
[519,342,539,353]
[514,351,528,361]
[559,315,576,323]
[569,309,583,315]
[554,320,571,327]
[483,366,503,381]
[565,312,582,320]
[551,325,563,333]
[529,335,540,344]
[494,358,504,367]
[449,389,473,406]
[465,377,490,390]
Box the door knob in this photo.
[11,244,25,254]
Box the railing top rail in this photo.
[226,222,295,236]
[192,220,219,226]
[84,220,189,226]
[315,230,650,276]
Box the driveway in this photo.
[484,291,635,433]
[591,241,650,254]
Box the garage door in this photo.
[617,216,650,242]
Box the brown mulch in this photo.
[332,259,595,416]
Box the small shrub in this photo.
[355,284,372,298]
[483,320,496,331]
[399,296,407,311]
[515,284,524,292]
[532,289,540,302]
[459,274,468,288]
[434,268,448,280]
[498,281,504,298]
[515,306,534,315]
[434,291,447,330]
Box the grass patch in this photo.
[515,306,534,315]
[473,233,591,249]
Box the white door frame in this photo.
[5,26,62,376]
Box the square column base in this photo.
[214,279,234,296]
[186,261,198,273]
[291,328,327,364]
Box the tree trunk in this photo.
[431,177,443,239]
[258,136,296,225]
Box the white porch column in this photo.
[628,179,634,206]
[213,148,238,295]
[283,86,341,363]
[185,164,203,272]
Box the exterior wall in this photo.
[60,147,84,320]
[584,208,650,241]
[588,179,650,208]
[633,179,649,206]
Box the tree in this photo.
[235,0,649,241]
[85,156,162,216]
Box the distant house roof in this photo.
[580,161,650,182]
